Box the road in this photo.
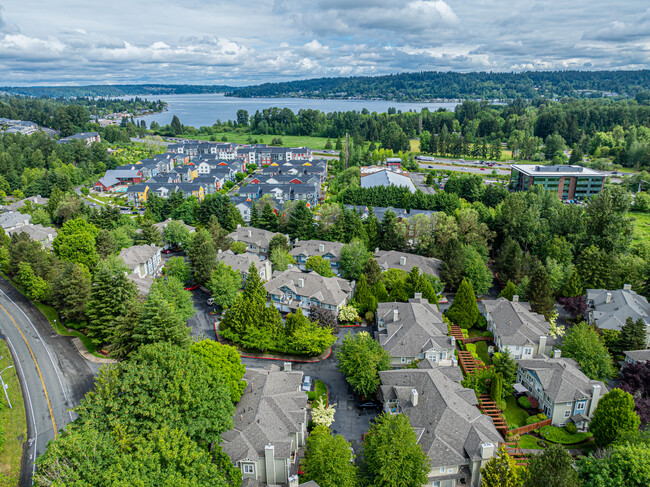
[0,278,95,486]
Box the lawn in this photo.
[33,302,103,359]
[185,133,334,150]
[631,211,650,245]
[0,339,27,486]
[474,341,492,365]
[519,434,544,450]
[503,395,530,429]
[307,379,328,406]
[539,425,593,445]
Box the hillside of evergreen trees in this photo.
[228,70,650,101]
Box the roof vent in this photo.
[400,256,407,266]
[623,284,632,291]
[606,292,612,304]
[248,229,252,238]
[298,278,304,288]
[393,309,399,322]
[319,243,325,252]
[411,389,418,407]
[512,295,519,302]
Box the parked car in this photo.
[207,298,215,306]
[357,400,381,411]
[162,249,172,254]
[301,375,312,392]
[185,284,199,291]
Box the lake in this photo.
[129,93,459,128]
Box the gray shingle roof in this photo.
[290,240,344,263]
[221,366,306,462]
[378,365,502,468]
[374,250,442,278]
[587,288,650,331]
[517,356,606,403]
[8,224,56,248]
[118,244,161,270]
[0,211,31,229]
[265,267,353,308]
[217,250,262,275]
[483,298,555,348]
[376,298,451,357]
[623,350,650,363]
[1,195,49,211]
[361,169,416,193]
[228,226,281,249]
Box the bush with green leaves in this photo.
[565,422,577,434]
[518,396,532,409]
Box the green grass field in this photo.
[503,395,530,429]
[518,434,544,450]
[185,133,334,150]
[0,339,27,486]
[539,425,593,445]
[632,211,650,244]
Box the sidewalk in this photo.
[71,338,117,365]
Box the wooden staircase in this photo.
[478,394,509,436]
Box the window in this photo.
[242,464,254,474]
[564,410,571,418]
[441,351,447,360]
[401,357,406,363]
[440,467,445,473]
[576,401,586,411]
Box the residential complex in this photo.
[587,285,650,346]
[509,164,605,200]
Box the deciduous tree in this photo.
[524,443,580,487]
[561,322,615,381]
[445,278,479,329]
[301,425,357,487]
[207,262,241,309]
[340,238,371,280]
[336,331,390,398]
[590,389,640,447]
[480,446,521,487]
[189,340,246,403]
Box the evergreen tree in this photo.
[324,138,333,150]
[95,228,117,258]
[132,289,190,349]
[86,257,139,345]
[186,230,218,285]
[441,238,465,291]
[206,216,232,251]
[380,210,406,251]
[492,349,518,391]
[590,389,641,447]
[363,258,383,287]
[49,261,91,322]
[109,297,143,360]
[568,145,584,165]
[561,271,583,297]
[286,201,314,240]
[170,114,183,135]
[499,281,517,300]
[249,205,260,228]
[619,317,646,352]
[260,203,278,231]
[353,274,378,314]
[207,262,242,309]
[339,238,371,280]
[445,278,479,329]
[528,263,555,319]
[335,137,343,150]
[364,208,381,251]
[360,413,430,487]
[490,373,503,404]
[524,443,581,487]
[138,219,162,245]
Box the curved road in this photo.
[0,277,95,486]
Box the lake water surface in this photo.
[131,93,459,128]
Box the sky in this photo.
[0,0,649,86]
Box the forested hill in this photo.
[227,70,650,101]
[0,84,235,98]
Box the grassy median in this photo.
[0,339,27,486]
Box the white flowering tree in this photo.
[311,397,336,428]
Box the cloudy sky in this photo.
[0,0,648,86]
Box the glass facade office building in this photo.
[510,165,605,200]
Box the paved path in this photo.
[0,278,95,487]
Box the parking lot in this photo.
[186,295,378,452]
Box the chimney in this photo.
[393,309,399,322]
[480,443,495,460]
[248,229,252,238]
[605,292,612,304]
[452,356,458,367]
[553,349,562,358]
[512,295,519,302]
[375,247,379,253]
[319,243,325,252]
[411,389,419,407]
[264,444,276,484]
[623,284,632,291]
[283,362,292,372]
[538,335,547,355]
[217,249,222,254]
[400,256,407,266]
[450,336,456,347]
[414,292,422,299]
[588,384,601,417]
[237,224,241,229]
[298,278,304,288]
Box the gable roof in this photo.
[217,250,264,275]
[587,288,650,331]
[0,211,31,229]
[483,298,555,348]
[221,366,306,462]
[228,226,281,249]
[290,239,344,262]
[361,169,416,193]
[517,356,606,403]
[378,366,502,468]
[624,350,650,363]
[264,267,353,307]
[376,298,451,357]
[118,244,162,270]
[374,250,442,278]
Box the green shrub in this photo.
[475,314,487,330]
[526,416,539,425]
[365,311,374,321]
[462,329,469,339]
[481,331,494,338]
[518,396,531,409]
[537,413,548,420]
[306,391,315,401]
[565,423,577,434]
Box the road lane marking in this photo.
[0,288,74,420]
[4,336,38,476]
[0,302,57,437]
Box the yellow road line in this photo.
[0,302,57,436]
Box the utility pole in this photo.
[345,132,350,169]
